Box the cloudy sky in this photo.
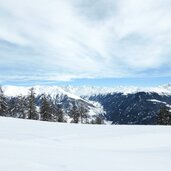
[0,0,171,86]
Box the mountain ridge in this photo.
[2,84,171,124]
[3,83,171,97]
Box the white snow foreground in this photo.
[0,117,171,171]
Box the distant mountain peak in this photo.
[3,84,171,97]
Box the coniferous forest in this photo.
[0,87,104,124]
[1,86,171,125]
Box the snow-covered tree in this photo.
[27,88,37,120]
[0,87,7,116]
[69,104,80,123]
[90,114,104,125]
[40,94,52,121]
[157,106,171,125]
[7,96,28,118]
[78,105,88,123]
[55,104,65,122]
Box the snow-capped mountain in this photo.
[2,84,171,124]
[3,83,171,97]
[61,84,171,96]
[2,85,105,120]
[3,85,81,99]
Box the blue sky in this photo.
[0,0,171,86]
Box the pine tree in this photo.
[69,105,80,123]
[55,105,64,122]
[0,86,7,116]
[7,96,27,118]
[40,94,52,121]
[27,88,37,120]
[156,106,171,125]
[95,115,104,124]
[78,105,88,123]
[8,97,18,118]
[91,115,104,125]
[18,96,28,119]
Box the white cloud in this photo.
[0,0,171,83]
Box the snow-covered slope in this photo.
[0,117,171,171]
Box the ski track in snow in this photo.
[0,117,171,171]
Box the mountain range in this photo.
[2,84,171,124]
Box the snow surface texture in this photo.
[0,117,171,171]
[3,83,171,97]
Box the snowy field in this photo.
[0,117,171,171]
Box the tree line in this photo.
[156,106,171,125]
[0,87,104,124]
